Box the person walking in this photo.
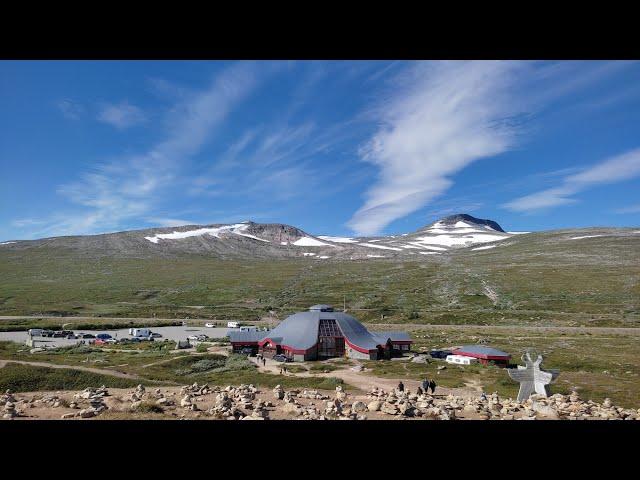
[429,379,437,395]
[417,387,423,396]
[398,381,405,392]
[422,378,430,393]
[263,358,266,366]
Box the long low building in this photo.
[229,304,412,361]
[452,345,511,366]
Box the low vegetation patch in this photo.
[0,362,141,392]
[132,401,164,414]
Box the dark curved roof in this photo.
[454,345,511,359]
[234,307,411,353]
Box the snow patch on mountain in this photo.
[471,245,497,251]
[569,235,605,240]
[292,236,336,247]
[317,235,358,244]
[144,223,270,244]
[360,243,403,251]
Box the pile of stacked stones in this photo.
[128,384,147,407]
[60,386,110,418]
[152,388,175,407]
[364,387,640,420]
[206,384,269,420]
[1,390,18,419]
[298,389,329,400]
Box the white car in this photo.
[188,334,208,342]
[204,323,215,328]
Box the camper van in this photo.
[227,322,240,328]
[445,354,479,366]
[28,329,43,337]
[129,328,151,337]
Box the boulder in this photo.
[367,401,382,412]
[351,401,367,414]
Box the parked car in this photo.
[150,332,162,338]
[204,322,216,328]
[93,339,106,345]
[240,347,256,356]
[96,333,112,340]
[104,338,118,344]
[28,329,44,337]
[429,349,453,359]
[227,322,239,328]
[273,354,291,363]
[40,330,54,337]
[188,334,208,342]
[129,337,141,343]
[81,333,95,339]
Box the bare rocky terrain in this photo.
[2,382,636,421]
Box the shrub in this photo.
[133,401,164,414]
[196,343,210,353]
[317,377,344,390]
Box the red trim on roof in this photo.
[344,336,375,354]
[452,349,511,360]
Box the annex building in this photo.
[229,305,412,361]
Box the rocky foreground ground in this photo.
[1,383,639,420]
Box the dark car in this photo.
[81,333,95,339]
[273,354,292,362]
[240,347,256,356]
[41,330,55,337]
[52,331,67,338]
[96,333,112,340]
[429,349,453,359]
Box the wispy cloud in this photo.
[31,62,266,237]
[145,217,197,227]
[347,61,526,235]
[503,148,640,212]
[613,204,640,214]
[98,101,147,129]
[56,99,85,120]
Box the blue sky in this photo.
[1,60,640,241]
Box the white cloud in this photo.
[98,101,146,129]
[613,204,640,214]
[56,99,85,120]
[347,61,525,235]
[31,63,265,237]
[504,148,640,212]
[146,218,196,227]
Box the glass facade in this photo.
[317,319,345,357]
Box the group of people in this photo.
[256,353,266,367]
[397,378,437,395]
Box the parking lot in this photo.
[0,325,233,348]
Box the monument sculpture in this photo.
[508,352,559,402]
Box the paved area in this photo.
[0,326,233,348]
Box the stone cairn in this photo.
[57,386,111,419]
[206,384,269,420]
[1,390,19,419]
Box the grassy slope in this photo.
[0,230,638,327]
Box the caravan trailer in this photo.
[445,354,479,366]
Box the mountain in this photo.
[0,214,637,262]
[0,214,524,260]
[0,215,638,322]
